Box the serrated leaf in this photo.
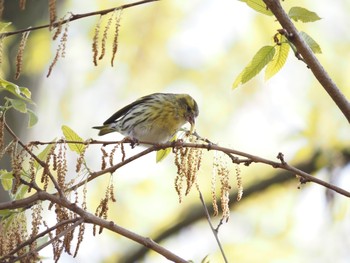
[265,35,290,80]
[62,125,86,155]
[0,170,13,191]
[27,109,38,128]
[300,31,322,54]
[288,7,321,23]
[6,97,27,113]
[35,142,56,170]
[234,46,275,87]
[240,0,273,16]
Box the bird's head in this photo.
[177,94,199,134]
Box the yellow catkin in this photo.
[211,152,220,216]
[174,136,203,202]
[235,165,243,201]
[212,151,231,221]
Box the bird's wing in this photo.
[103,93,161,125]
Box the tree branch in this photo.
[4,218,82,263]
[27,139,350,199]
[263,0,350,123]
[122,151,334,262]
[0,0,160,38]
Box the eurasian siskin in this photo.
[93,93,199,143]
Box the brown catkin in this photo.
[49,0,57,30]
[15,31,30,79]
[92,16,102,66]
[99,12,115,61]
[111,10,122,67]
[19,0,26,10]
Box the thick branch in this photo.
[41,192,188,263]
[263,0,350,122]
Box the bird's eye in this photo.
[186,105,192,112]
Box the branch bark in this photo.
[263,0,350,123]
[0,0,159,38]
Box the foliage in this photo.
[233,2,322,88]
[0,0,349,262]
[0,78,37,127]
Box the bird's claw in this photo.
[122,137,139,148]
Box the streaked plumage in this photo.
[93,93,199,143]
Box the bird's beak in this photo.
[188,116,195,134]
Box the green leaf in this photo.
[156,148,171,163]
[232,70,244,89]
[300,31,322,54]
[27,109,38,128]
[61,125,86,155]
[0,170,13,191]
[0,22,11,32]
[0,209,13,217]
[19,87,32,99]
[14,184,29,200]
[35,142,56,170]
[239,0,273,16]
[234,46,275,88]
[6,97,27,113]
[156,134,177,162]
[0,78,34,104]
[265,35,290,80]
[242,46,275,82]
[288,7,321,23]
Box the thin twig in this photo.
[0,0,159,38]
[2,217,80,261]
[198,188,228,263]
[4,122,64,197]
[9,218,84,263]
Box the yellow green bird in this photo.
[93,93,199,143]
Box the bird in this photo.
[92,93,199,144]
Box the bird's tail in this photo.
[92,125,115,136]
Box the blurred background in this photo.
[1,0,350,262]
